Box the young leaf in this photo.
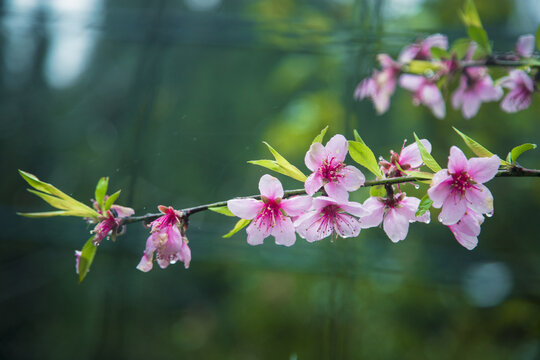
[25,190,97,217]
[78,237,98,283]
[18,170,99,219]
[406,60,443,75]
[536,24,540,51]
[413,133,442,172]
[104,190,121,211]
[451,38,473,59]
[430,47,450,60]
[17,210,70,218]
[349,130,383,178]
[403,171,434,180]
[509,143,537,164]
[223,219,251,238]
[467,26,491,54]
[460,0,482,28]
[262,142,307,182]
[451,128,508,165]
[416,194,433,217]
[369,185,386,197]
[209,206,236,217]
[312,126,328,144]
[95,177,109,211]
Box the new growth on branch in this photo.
[17,127,539,283]
[355,0,540,119]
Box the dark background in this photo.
[1,0,539,359]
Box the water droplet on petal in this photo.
[486,211,493,218]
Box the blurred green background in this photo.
[1,0,539,359]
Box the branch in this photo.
[121,166,540,226]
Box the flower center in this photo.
[451,171,473,195]
[255,200,284,231]
[319,157,345,183]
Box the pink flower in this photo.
[398,34,448,63]
[380,139,432,178]
[448,209,484,250]
[294,196,368,242]
[91,210,121,245]
[399,75,446,119]
[354,54,401,114]
[515,34,535,58]
[360,193,430,242]
[304,134,365,202]
[428,146,500,226]
[227,175,312,246]
[451,67,503,119]
[136,205,191,272]
[499,70,535,113]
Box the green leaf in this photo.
[413,133,442,173]
[369,185,386,197]
[467,26,491,54]
[312,126,328,144]
[17,210,71,218]
[209,206,236,217]
[104,190,121,211]
[451,38,473,59]
[403,171,434,180]
[249,143,307,182]
[452,127,507,165]
[460,0,482,28]
[78,237,98,283]
[25,189,97,217]
[223,219,251,238]
[416,194,433,217]
[95,177,109,211]
[18,170,99,219]
[349,130,383,178]
[430,47,450,60]
[536,25,540,51]
[509,143,537,164]
[405,60,443,75]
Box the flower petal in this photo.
[383,208,409,242]
[324,182,349,202]
[438,193,467,225]
[305,173,324,196]
[281,195,312,217]
[227,198,263,219]
[461,93,482,119]
[246,221,270,246]
[340,165,365,191]
[259,174,284,200]
[136,252,154,272]
[467,155,500,183]
[516,34,535,58]
[465,184,494,215]
[334,214,361,238]
[305,142,326,171]
[325,134,348,163]
[340,200,368,217]
[449,226,478,250]
[399,74,423,92]
[359,197,385,228]
[427,170,452,208]
[399,139,431,169]
[448,146,468,174]
[272,218,297,247]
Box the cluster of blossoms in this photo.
[225,135,500,252]
[355,33,538,119]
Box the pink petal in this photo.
[423,34,448,51]
[304,215,333,242]
[334,214,361,238]
[477,80,503,102]
[340,165,365,191]
[454,211,483,237]
[293,211,317,239]
[305,173,324,196]
[399,196,421,220]
[324,182,349,202]
[416,210,431,224]
[501,89,532,113]
[377,53,397,69]
[340,200,368,217]
[111,204,135,217]
[271,218,297,246]
[246,221,270,246]
[428,98,446,119]
[359,197,385,228]
[180,241,191,269]
[227,198,263,219]
[448,146,468,174]
[461,94,482,119]
[438,193,467,225]
[325,134,348,163]
[427,170,452,208]
[259,174,284,200]
[281,195,312,216]
[136,253,154,272]
[399,74,424,92]
[354,77,376,100]
[383,208,410,242]
[312,196,337,210]
[516,34,535,58]
[305,142,326,171]
[449,226,478,250]
[467,155,500,183]
[373,92,391,114]
[399,139,431,168]
[452,80,465,109]
[398,44,420,63]
[465,184,493,215]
